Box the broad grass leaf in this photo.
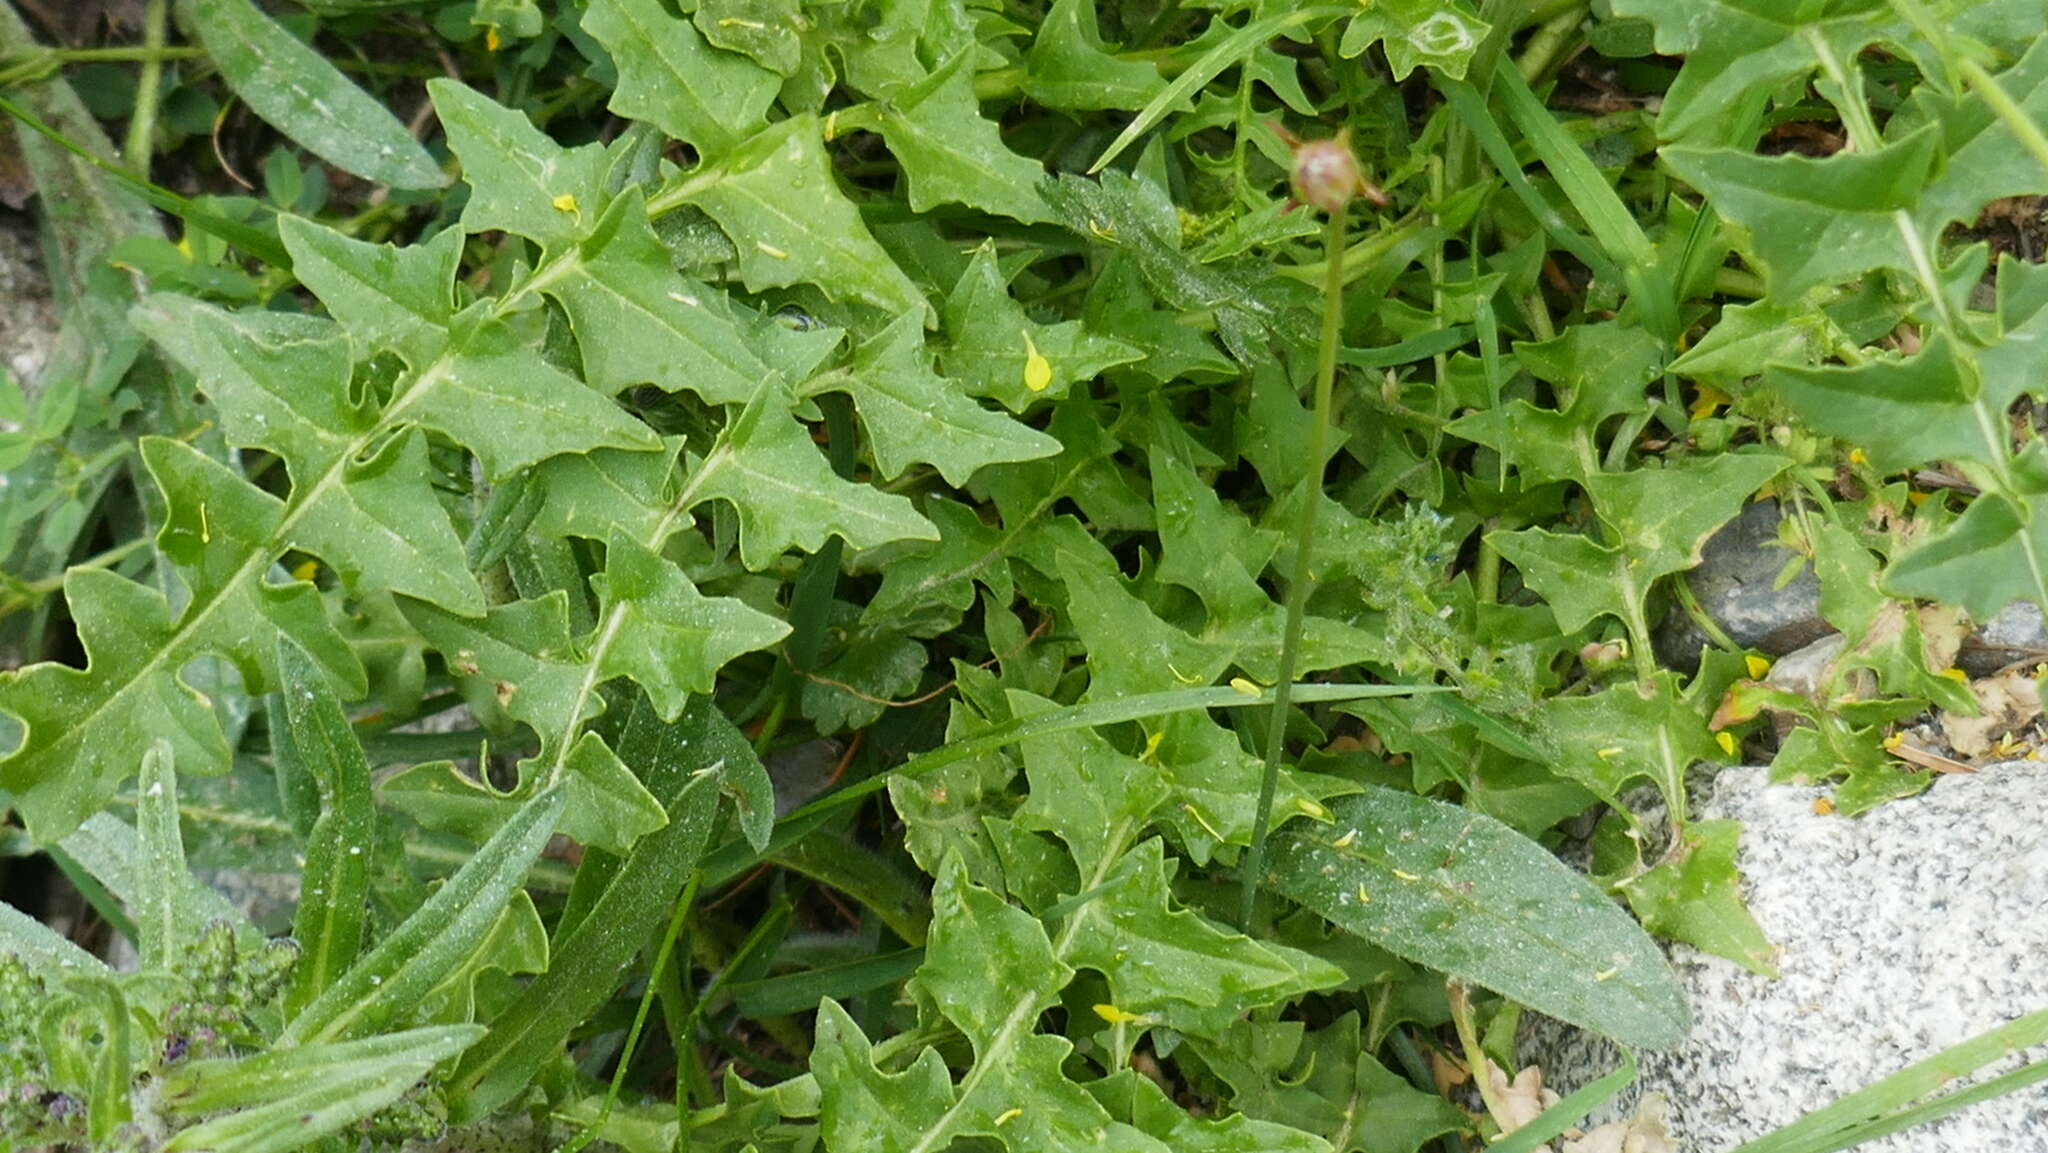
[274,636,375,1017]
[133,740,183,971]
[281,785,564,1044]
[185,0,444,189]
[160,1027,485,1153]
[445,698,723,1122]
[1267,786,1690,1050]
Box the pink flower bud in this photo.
[1293,137,1365,213]
[1271,124,1389,215]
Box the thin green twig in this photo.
[1239,206,1347,929]
[122,0,169,173]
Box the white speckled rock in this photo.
[1521,763,2048,1151]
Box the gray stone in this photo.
[1655,501,1829,673]
[1521,763,2048,1152]
[1958,601,2048,676]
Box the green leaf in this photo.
[818,312,1061,485]
[274,636,375,1017]
[1338,0,1490,80]
[430,78,608,249]
[57,809,259,948]
[681,114,928,318]
[875,53,1052,223]
[550,189,777,404]
[129,295,370,480]
[584,0,779,159]
[1447,324,1662,484]
[1088,5,1345,174]
[281,786,564,1044]
[161,1026,485,1153]
[1913,37,2048,236]
[815,857,1165,1153]
[941,245,1142,411]
[133,740,183,971]
[446,697,724,1122]
[185,0,444,189]
[1022,0,1166,111]
[1267,786,1691,1050]
[424,314,663,481]
[590,529,790,722]
[0,901,108,974]
[1536,673,1724,816]
[399,592,592,741]
[1767,333,2003,474]
[1209,1013,1467,1153]
[1885,477,2048,621]
[1608,0,1892,142]
[1622,818,1776,976]
[1090,1068,1333,1153]
[689,382,937,569]
[0,438,364,841]
[1663,127,1941,300]
[139,267,640,610]
[1012,691,1168,876]
[1492,452,1788,633]
[278,217,462,367]
[694,0,801,75]
[1064,838,1344,1036]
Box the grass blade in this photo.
[700,680,1443,885]
[1088,6,1345,174]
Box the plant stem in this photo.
[553,874,700,1153]
[1239,207,1347,930]
[1515,2,1586,84]
[122,0,168,174]
[1958,56,2048,184]
[1449,981,1517,1137]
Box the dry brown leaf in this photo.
[1887,738,1975,775]
[1485,1061,1561,1151]
[1561,1093,1680,1153]
[1940,668,2044,759]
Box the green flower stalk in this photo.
[1239,129,1380,930]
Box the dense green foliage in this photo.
[2,0,2048,1148]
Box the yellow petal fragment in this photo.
[1022,331,1052,393]
[290,558,320,583]
[552,193,579,214]
[486,26,502,51]
[1093,1003,1147,1025]
[1715,731,1738,757]
[1744,654,1772,679]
